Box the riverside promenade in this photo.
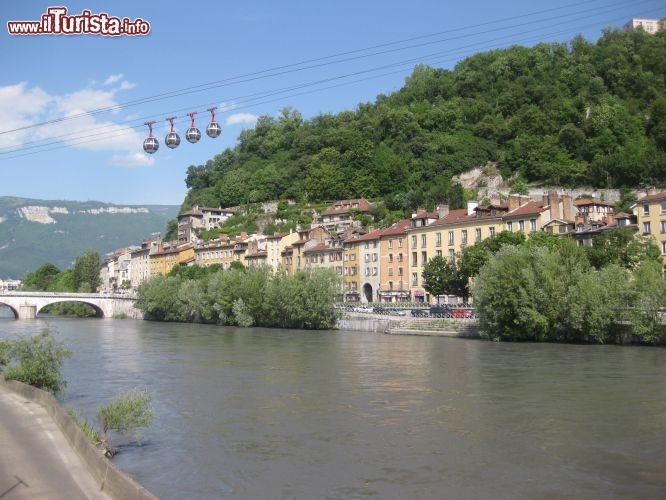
[0,383,108,499]
[0,380,156,500]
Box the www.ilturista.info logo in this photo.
[7,7,150,36]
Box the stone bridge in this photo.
[0,292,143,320]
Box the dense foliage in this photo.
[182,29,666,215]
[2,330,73,394]
[135,264,342,329]
[471,236,666,344]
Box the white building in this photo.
[623,18,662,34]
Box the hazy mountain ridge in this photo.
[0,197,179,278]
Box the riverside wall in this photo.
[0,378,157,500]
[337,313,481,338]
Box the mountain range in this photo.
[0,197,178,278]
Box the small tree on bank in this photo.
[96,389,154,457]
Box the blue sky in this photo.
[1,1,663,205]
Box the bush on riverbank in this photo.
[1,330,72,394]
[135,265,342,329]
[472,242,666,344]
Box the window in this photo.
[507,221,513,232]
[398,267,403,276]
[436,249,442,257]
[462,230,468,244]
[421,251,427,266]
[411,272,419,286]
[372,253,378,262]
[518,220,525,232]
[388,253,393,263]
[475,228,482,242]
[421,234,427,248]
[643,204,650,216]
[364,254,370,262]
[398,238,403,248]
[411,235,417,248]
[388,281,393,291]
[643,222,651,235]
[398,253,403,262]
[448,249,455,263]
[662,241,666,255]
[388,239,393,249]
[412,252,418,267]
[372,267,378,276]
[388,268,394,276]
[489,226,496,237]
[448,231,454,246]
[436,232,442,247]
[530,218,537,231]
[661,201,666,214]
[661,221,666,234]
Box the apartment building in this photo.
[634,191,666,266]
[623,18,663,34]
[377,219,411,302]
[317,198,374,232]
[281,226,330,275]
[353,229,382,302]
[407,204,503,302]
[177,205,236,243]
[149,243,194,276]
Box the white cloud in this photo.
[119,80,137,91]
[104,74,123,85]
[226,113,258,126]
[0,82,51,148]
[219,101,239,112]
[0,80,150,165]
[110,152,155,167]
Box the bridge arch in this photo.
[35,299,105,318]
[0,302,19,319]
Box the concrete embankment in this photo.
[337,313,481,338]
[0,378,157,500]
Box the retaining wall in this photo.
[0,378,157,500]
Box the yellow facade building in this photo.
[635,191,666,267]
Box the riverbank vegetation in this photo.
[0,329,72,394]
[135,264,341,329]
[466,231,666,344]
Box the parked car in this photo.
[451,308,474,318]
[411,309,429,317]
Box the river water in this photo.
[0,315,665,499]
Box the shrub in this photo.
[96,389,154,455]
[3,330,72,394]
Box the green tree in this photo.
[422,255,467,302]
[3,330,72,394]
[73,250,101,292]
[628,260,666,344]
[22,263,61,291]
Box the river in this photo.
[0,315,665,499]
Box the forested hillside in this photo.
[182,28,666,214]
